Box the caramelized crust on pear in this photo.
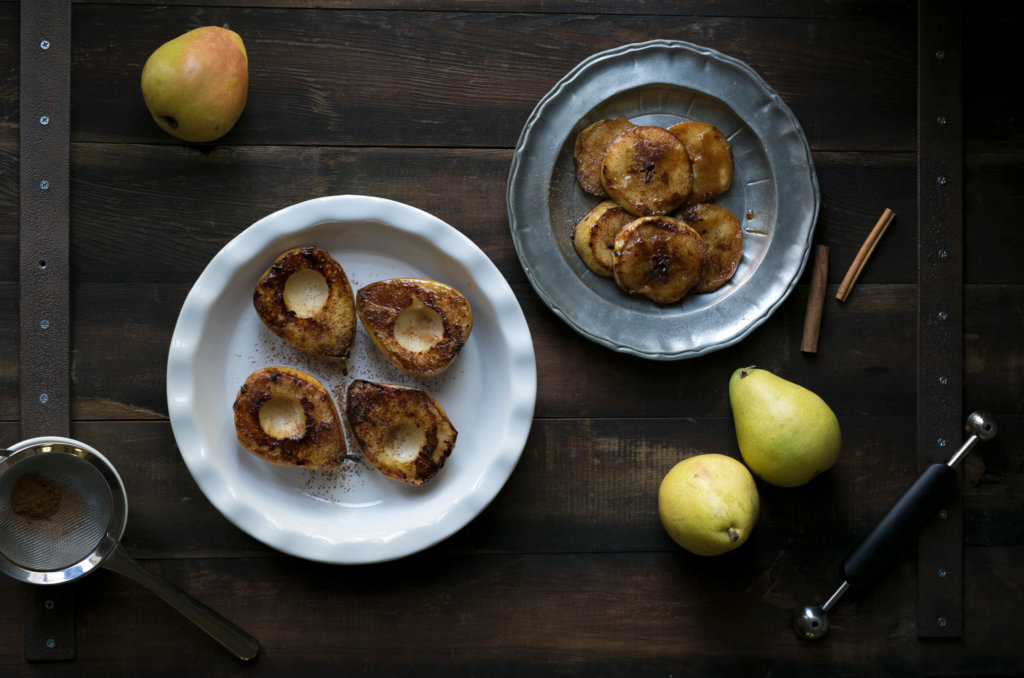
[253,246,357,362]
[572,200,634,277]
[345,379,457,486]
[613,216,707,304]
[573,116,637,196]
[233,366,347,469]
[667,121,734,205]
[681,203,743,293]
[356,278,472,377]
[601,126,693,216]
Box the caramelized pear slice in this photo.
[613,216,707,304]
[345,379,457,486]
[667,121,734,205]
[573,116,637,196]
[680,203,743,293]
[233,366,347,469]
[253,246,357,362]
[601,125,693,216]
[356,278,472,377]
[572,200,634,277]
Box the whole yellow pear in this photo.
[658,453,759,556]
[729,366,841,487]
[141,26,248,143]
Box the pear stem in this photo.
[739,365,756,379]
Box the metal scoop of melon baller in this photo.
[793,411,998,641]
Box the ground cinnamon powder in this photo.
[9,473,62,521]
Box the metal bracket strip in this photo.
[19,0,75,661]
[916,0,965,639]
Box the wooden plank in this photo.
[0,416,1017,560]
[10,146,1024,289]
[963,155,1024,283]
[75,0,915,17]
[0,2,19,142]
[55,145,917,286]
[3,280,1024,423]
[963,11,1024,154]
[5,6,1024,152]
[8,145,1022,288]
[61,6,916,150]
[61,280,914,422]
[1,546,1021,676]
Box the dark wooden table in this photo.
[2,1,1022,676]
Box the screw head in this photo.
[40,180,50,190]
[40,116,50,125]
[39,393,49,404]
[40,40,50,50]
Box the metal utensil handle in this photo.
[840,463,957,588]
[102,545,259,661]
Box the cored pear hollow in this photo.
[356,278,472,377]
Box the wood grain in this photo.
[1,547,1021,676]
[58,6,917,149]
[1,1,1022,675]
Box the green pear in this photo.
[141,26,248,143]
[729,366,840,487]
[658,453,759,556]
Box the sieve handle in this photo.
[102,544,260,661]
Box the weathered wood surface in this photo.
[1,2,1022,676]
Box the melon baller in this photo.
[0,437,260,660]
[793,411,998,641]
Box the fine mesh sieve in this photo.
[0,442,122,582]
[0,437,259,660]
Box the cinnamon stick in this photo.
[801,244,829,353]
[836,208,895,302]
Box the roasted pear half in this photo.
[613,215,707,304]
[356,278,472,377]
[253,246,357,362]
[345,379,457,486]
[233,366,347,469]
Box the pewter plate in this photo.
[506,39,819,359]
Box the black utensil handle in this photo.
[841,464,958,588]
